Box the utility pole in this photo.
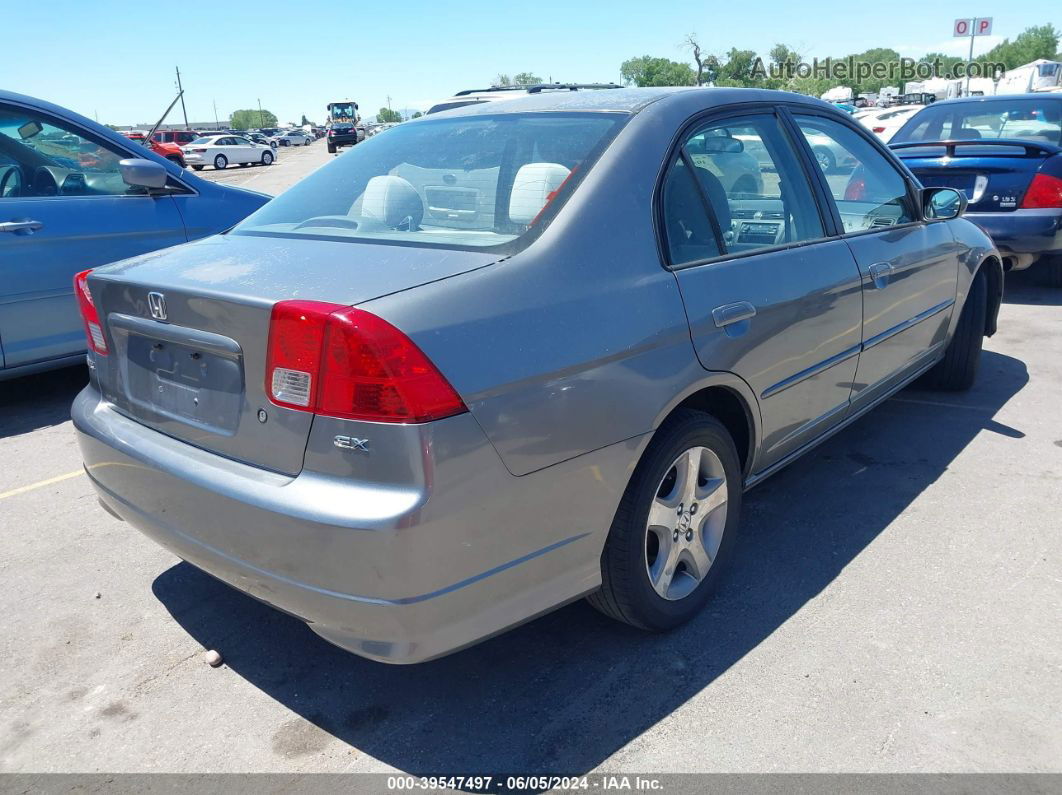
[175,66,189,129]
[213,99,219,130]
[258,98,264,129]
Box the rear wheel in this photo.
[191,165,204,171]
[1034,255,1062,287]
[213,154,228,170]
[587,409,742,631]
[922,269,987,391]
[327,143,336,154]
[261,150,274,166]
[813,146,836,173]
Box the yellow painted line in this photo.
[0,469,84,501]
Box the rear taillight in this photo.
[872,126,886,133]
[265,300,466,423]
[192,148,208,153]
[844,175,867,201]
[74,269,107,355]
[1021,173,1062,209]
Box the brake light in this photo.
[1021,173,1062,208]
[191,148,208,153]
[844,175,867,201]
[328,129,335,136]
[73,269,107,355]
[872,126,886,133]
[265,300,466,423]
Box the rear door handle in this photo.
[0,220,43,234]
[712,301,757,328]
[868,262,894,289]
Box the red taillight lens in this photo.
[1021,173,1062,209]
[872,126,886,133]
[844,176,867,201]
[74,269,107,355]
[265,301,466,423]
[192,148,208,153]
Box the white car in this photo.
[856,106,923,142]
[275,131,310,147]
[182,135,276,171]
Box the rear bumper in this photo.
[965,208,1062,258]
[329,136,357,147]
[73,386,628,663]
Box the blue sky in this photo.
[6,0,1059,126]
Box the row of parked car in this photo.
[118,126,318,169]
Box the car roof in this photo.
[420,86,835,118]
[927,94,1062,107]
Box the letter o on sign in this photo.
[954,18,969,36]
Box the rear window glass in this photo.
[190,137,217,145]
[233,112,627,252]
[894,100,1062,146]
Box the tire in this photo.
[166,156,184,168]
[261,150,274,166]
[213,154,228,170]
[922,269,987,391]
[327,143,336,154]
[587,409,742,631]
[191,165,204,171]
[1034,255,1062,287]
[813,146,836,173]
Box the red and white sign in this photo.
[954,17,993,37]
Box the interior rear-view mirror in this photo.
[18,120,43,140]
[702,136,744,154]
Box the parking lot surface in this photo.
[192,137,333,195]
[1,242,1060,771]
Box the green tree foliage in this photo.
[411,111,423,119]
[300,114,311,126]
[231,108,277,129]
[982,24,1060,69]
[620,23,1058,100]
[377,107,402,123]
[620,56,696,87]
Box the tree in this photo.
[512,72,542,85]
[983,24,1060,69]
[377,107,402,123]
[715,48,759,87]
[300,114,310,127]
[411,111,423,119]
[620,56,696,87]
[231,108,277,130]
[684,34,707,86]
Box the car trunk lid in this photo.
[891,139,1061,212]
[88,233,501,475]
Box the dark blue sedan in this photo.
[0,91,270,380]
[889,95,1062,286]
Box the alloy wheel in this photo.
[644,446,728,601]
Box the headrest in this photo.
[360,175,423,228]
[509,163,571,225]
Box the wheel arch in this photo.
[651,374,761,480]
[977,254,1004,337]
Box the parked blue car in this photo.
[0,90,270,379]
[890,95,1062,286]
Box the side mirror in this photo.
[119,158,168,190]
[922,187,966,220]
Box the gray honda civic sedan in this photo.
[73,88,1002,663]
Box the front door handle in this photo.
[0,219,43,234]
[712,301,757,328]
[868,262,894,289]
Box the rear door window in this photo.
[661,112,825,265]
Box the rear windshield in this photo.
[190,136,217,145]
[232,112,626,252]
[893,100,1062,146]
